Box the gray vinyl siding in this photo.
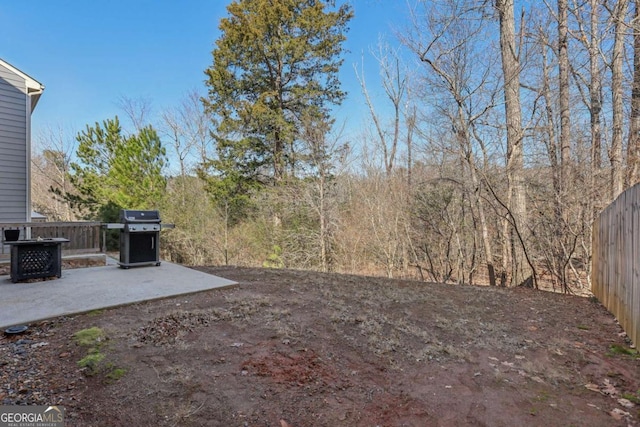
[0,62,28,222]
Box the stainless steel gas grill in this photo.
[119,210,161,268]
[106,209,173,269]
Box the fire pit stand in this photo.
[6,238,69,282]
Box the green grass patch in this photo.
[72,327,125,379]
[106,367,127,382]
[622,391,640,404]
[576,325,590,331]
[73,327,105,347]
[607,344,639,358]
[87,309,105,317]
[77,352,106,375]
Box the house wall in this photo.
[0,62,29,222]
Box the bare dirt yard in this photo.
[1,266,639,426]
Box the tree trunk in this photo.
[558,0,571,192]
[407,105,415,193]
[319,167,329,272]
[541,31,561,212]
[628,0,640,188]
[495,0,532,286]
[590,0,603,174]
[611,0,628,199]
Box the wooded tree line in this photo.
[29,0,640,292]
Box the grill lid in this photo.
[120,209,161,223]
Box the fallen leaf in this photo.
[602,379,618,396]
[585,383,600,393]
[31,342,48,348]
[610,410,623,421]
[610,408,631,421]
[618,398,635,409]
[280,420,293,427]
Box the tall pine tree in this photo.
[68,116,167,220]
[202,0,352,196]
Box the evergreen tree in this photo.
[203,0,353,193]
[68,116,167,220]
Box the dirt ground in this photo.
[1,266,639,426]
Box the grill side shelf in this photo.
[103,223,125,229]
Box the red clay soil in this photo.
[1,266,639,426]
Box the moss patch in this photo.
[72,327,125,380]
[73,327,105,348]
[77,352,106,375]
[607,344,639,358]
[106,367,127,382]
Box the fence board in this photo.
[592,185,640,348]
[629,191,640,345]
[0,222,102,258]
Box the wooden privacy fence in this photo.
[0,222,102,259]
[592,184,640,348]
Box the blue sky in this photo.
[1,0,411,148]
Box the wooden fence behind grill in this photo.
[0,222,102,259]
[592,185,640,348]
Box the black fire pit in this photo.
[7,238,69,282]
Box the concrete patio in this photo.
[0,259,237,329]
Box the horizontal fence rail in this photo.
[0,222,102,259]
[592,185,640,348]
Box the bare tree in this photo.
[610,0,629,199]
[569,0,605,207]
[402,0,499,285]
[158,92,219,265]
[406,103,417,192]
[628,0,640,187]
[495,0,533,286]
[31,125,78,221]
[349,168,410,278]
[160,90,213,177]
[355,40,409,175]
[558,0,572,192]
[588,0,604,175]
[117,95,154,132]
[299,115,347,272]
